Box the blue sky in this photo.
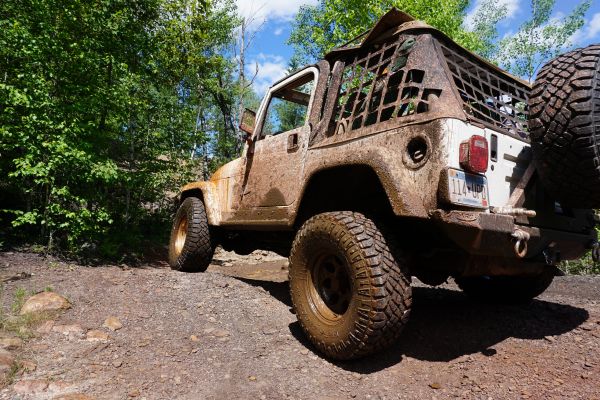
[236,0,600,96]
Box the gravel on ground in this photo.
[0,250,599,400]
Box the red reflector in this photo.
[459,135,488,174]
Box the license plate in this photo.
[447,169,489,208]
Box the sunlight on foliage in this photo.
[0,0,241,257]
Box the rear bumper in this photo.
[430,209,596,262]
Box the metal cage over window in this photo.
[441,45,530,140]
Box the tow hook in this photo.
[592,242,600,262]
[512,229,530,258]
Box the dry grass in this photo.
[0,287,58,339]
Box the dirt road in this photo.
[0,250,599,399]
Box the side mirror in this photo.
[240,108,256,138]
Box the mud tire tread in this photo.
[168,197,214,273]
[529,44,600,207]
[289,211,411,360]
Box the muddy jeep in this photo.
[168,9,600,360]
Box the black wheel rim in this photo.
[308,252,352,319]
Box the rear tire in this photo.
[455,270,555,304]
[529,44,600,208]
[289,212,411,360]
[168,197,214,272]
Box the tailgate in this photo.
[443,119,530,209]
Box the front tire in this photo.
[455,269,555,304]
[289,212,411,360]
[168,197,214,272]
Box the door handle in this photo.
[287,133,299,152]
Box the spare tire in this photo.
[529,44,600,208]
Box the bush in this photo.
[560,251,600,275]
[0,0,239,259]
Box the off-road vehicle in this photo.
[168,9,600,360]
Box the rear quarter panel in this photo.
[299,119,449,219]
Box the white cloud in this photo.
[567,13,600,47]
[234,2,315,95]
[464,0,520,30]
[585,13,600,39]
[247,53,288,96]
[236,0,318,26]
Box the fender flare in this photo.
[292,158,428,226]
[179,181,222,226]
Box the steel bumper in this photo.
[430,210,595,262]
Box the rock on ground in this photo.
[0,337,23,351]
[85,330,110,342]
[0,348,15,382]
[102,316,122,331]
[20,292,70,315]
[53,394,95,400]
[13,379,49,395]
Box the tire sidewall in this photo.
[168,198,194,269]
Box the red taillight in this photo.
[459,135,488,174]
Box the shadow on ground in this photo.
[233,275,588,373]
[235,276,292,307]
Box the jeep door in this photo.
[238,67,320,224]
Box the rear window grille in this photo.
[333,36,441,136]
[441,45,530,140]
